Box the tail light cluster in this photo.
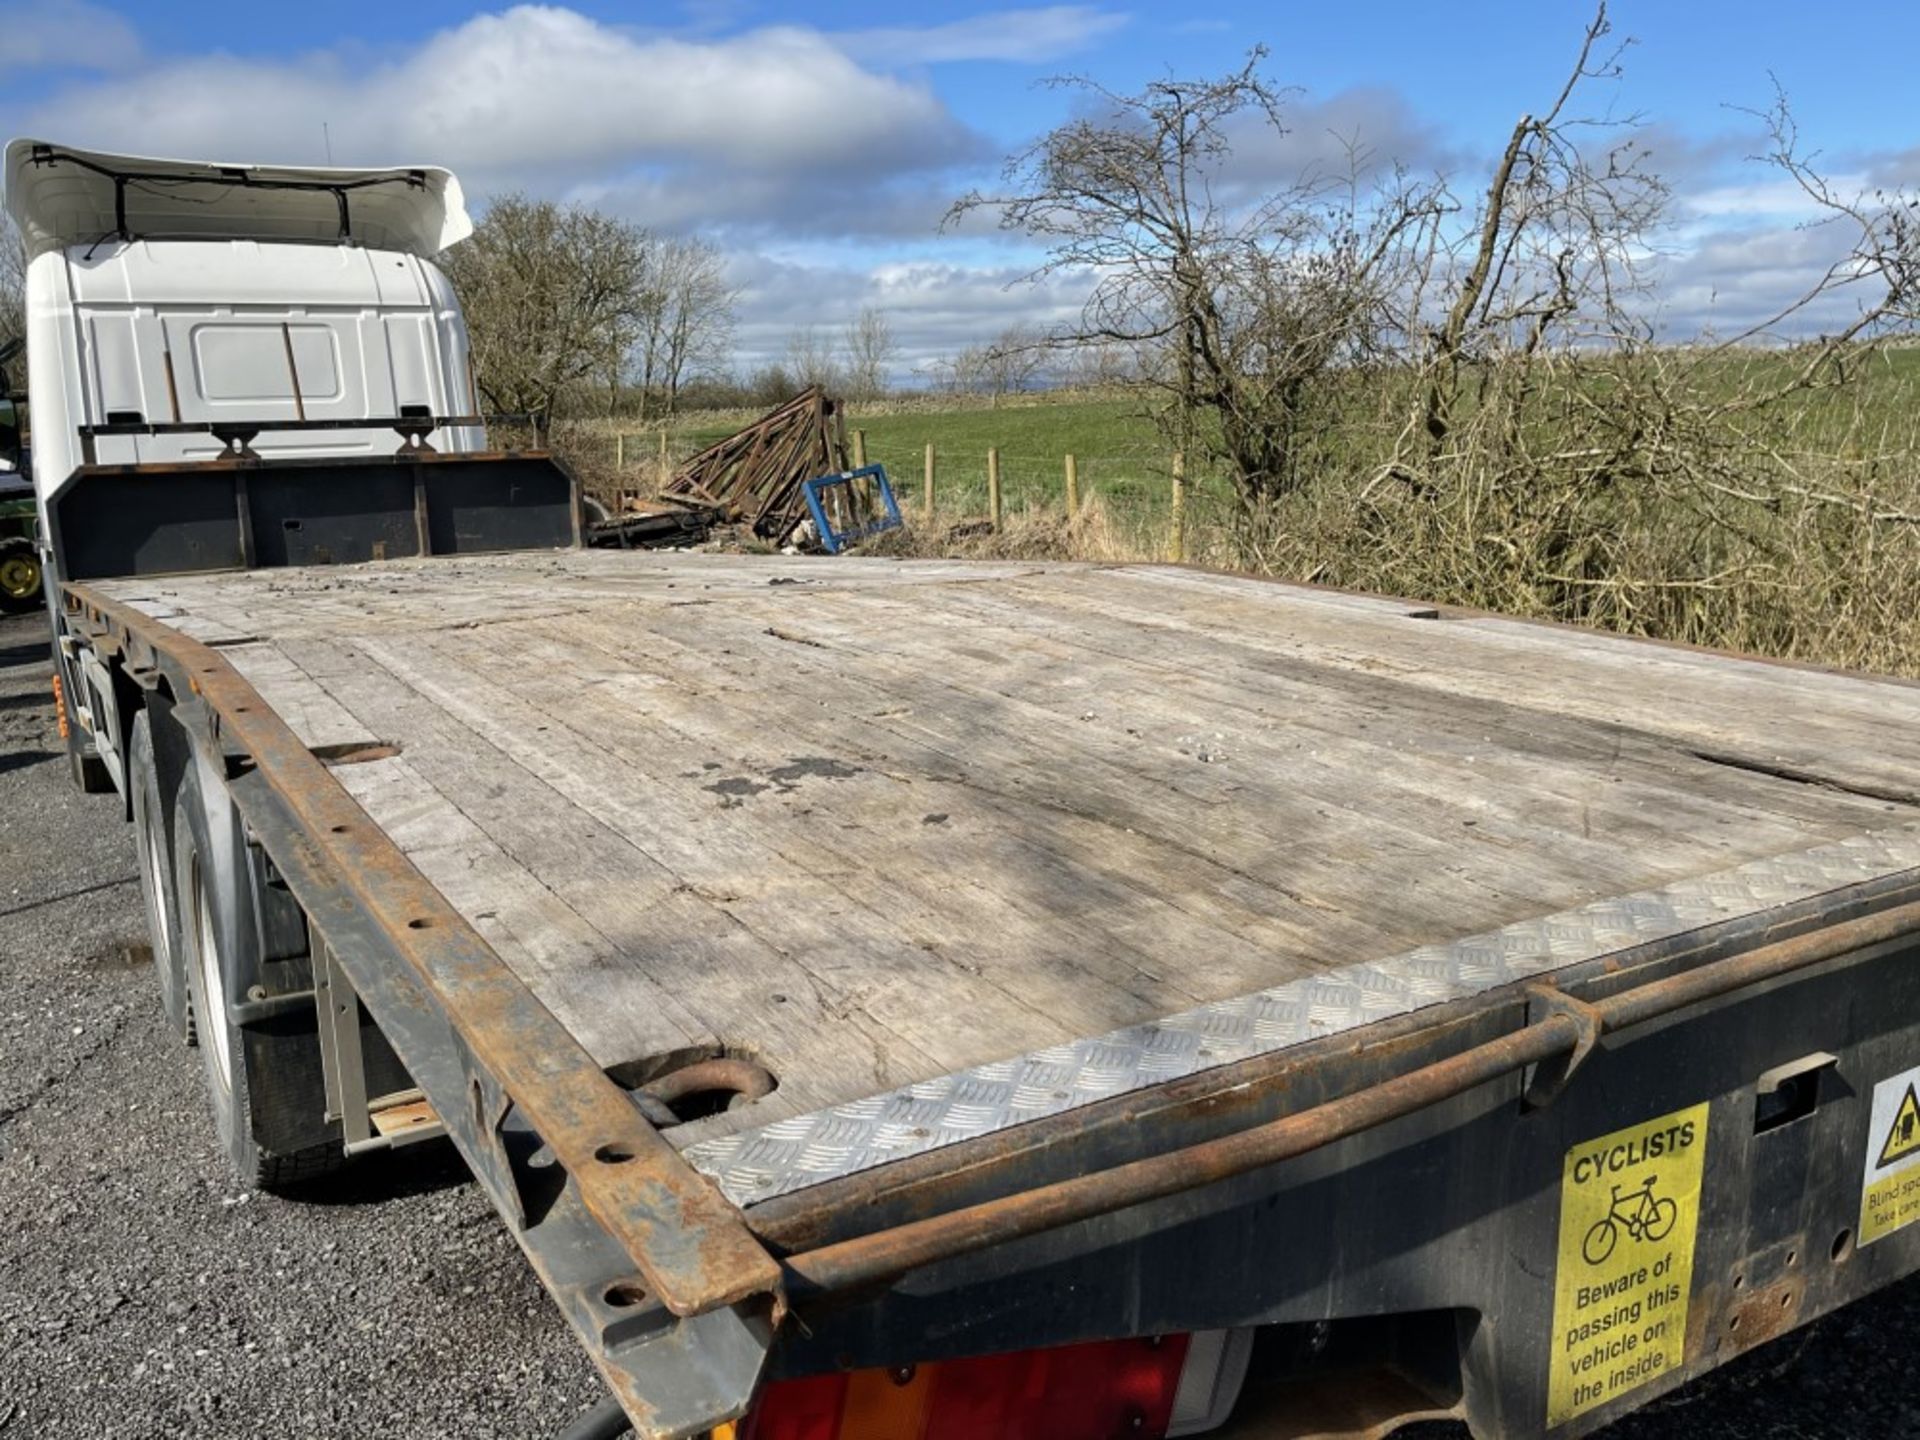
[722,1328,1253,1440]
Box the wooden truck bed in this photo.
[94,550,1920,1202]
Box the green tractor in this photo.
[0,337,40,614]
[0,491,38,613]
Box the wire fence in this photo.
[560,417,1254,565]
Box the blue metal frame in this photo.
[803,464,902,554]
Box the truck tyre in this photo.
[0,536,40,613]
[173,757,344,1190]
[129,708,193,1043]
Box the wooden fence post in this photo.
[987,448,1003,529]
[924,443,936,521]
[1170,450,1186,562]
[658,427,669,471]
[1064,453,1079,516]
[853,429,868,469]
[615,433,625,469]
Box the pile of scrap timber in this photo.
[663,386,852,540]
[592,388,850,550]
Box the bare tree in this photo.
[1411,4,1665,460]
[1063,338,1148,390]
[440,195,653,428]
[784,325,842,393]
[843,307,897,399]
[744,362,800,409]
[1,213,27,384]
[917,352,972,396]
[978,324,1051,397]
[635,237,735,417]
[952,52,1442,503]
[926,324,1051,399]
[1316,4,1920,654]
[935,3,1920,675]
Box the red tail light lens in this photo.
[739,1334,1194,1440]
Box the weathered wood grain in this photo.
[100,551,1920,1137]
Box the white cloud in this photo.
[15,6,979,196]
[1680,176,1853,221]
[1221,86,1456,186]
[1651,221,1872,339]
[839,6,1129,65]
[1868,145,1920,189]
[572,170,963,243]
[729,253,1093,372]
[11,3,1917,368]
[1,0,141,70]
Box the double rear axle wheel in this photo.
[128,704,345,1190]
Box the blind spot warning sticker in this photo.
[1547,1102,1709,1429]
[1860,1067,1920,1246]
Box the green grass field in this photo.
[675,394,1183,521]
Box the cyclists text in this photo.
[1547,1102,1709,1428]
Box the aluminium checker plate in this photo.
[681,822,1920,1208]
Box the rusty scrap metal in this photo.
[776,897,1920,1297]
[643,1057,778,1110]
[655,387,850,542]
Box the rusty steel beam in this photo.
[66,582,783,1322]
[781,1015,1582,1298]
[781,897,1920,1297]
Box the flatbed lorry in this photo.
[12,137,1920,1440]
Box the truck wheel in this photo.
[0,537,40,613]
[130,708,193,1043]
[173,758,344,1191]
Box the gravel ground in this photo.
[0,612,599,1438]
[1,605,1917,1439]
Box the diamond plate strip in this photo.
[683,824,1920,1207]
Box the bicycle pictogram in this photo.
[1581,1174,1679,1266]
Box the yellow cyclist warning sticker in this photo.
[1861,1066,1920,1245]
[1547,1102,1708,1428]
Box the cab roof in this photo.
[3,139,472,261]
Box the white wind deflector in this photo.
[2,139,472,260]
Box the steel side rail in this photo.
[64,587,783,1313]
[781,897,1920,1297]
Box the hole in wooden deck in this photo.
[310,739,403,767]
[604,1046,780,1125]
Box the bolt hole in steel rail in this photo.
[17,137,1920,1440]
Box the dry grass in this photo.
[868,493,1142,564]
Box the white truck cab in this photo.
[5,139,482,501]
[1,138,577,789]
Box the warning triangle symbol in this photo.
[1878,1084,1920,1169]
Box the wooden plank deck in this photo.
[97,551,1920,1146]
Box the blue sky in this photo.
[8,1,1918,374]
